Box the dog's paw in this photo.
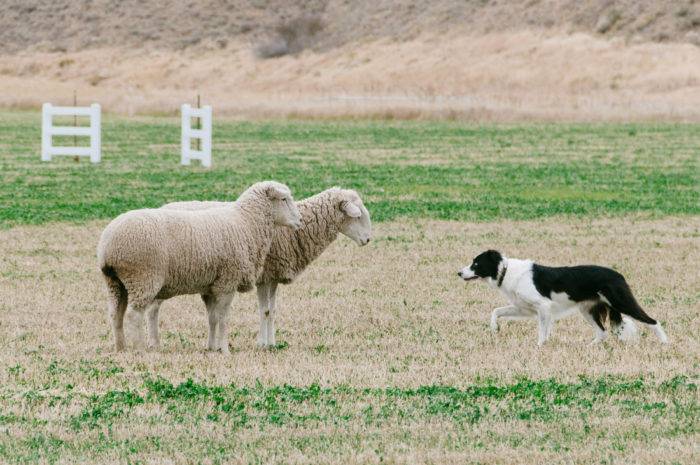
[490,320,499,333]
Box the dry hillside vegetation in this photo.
[2,0,699,53]
[1,0,700,120]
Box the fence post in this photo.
[41,102,102,163]
[90,103,101,163]
[201,105,212,168]
[41,103,52,161]
[181,104,190,166]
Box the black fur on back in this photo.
[532,264,657,325]
[532,264,623,302]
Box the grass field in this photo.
[0,111,698,227]
[0,111,698,464]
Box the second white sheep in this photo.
[161,187,372,348]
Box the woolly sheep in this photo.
[161,187,372,348]
[97,180,302,353]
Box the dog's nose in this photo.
[457,271,462,277]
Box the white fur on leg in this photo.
[125,305,146,349]
[266,283,278,346]
[614,316,639,343]
[590,329,609,345]
[206,308,218,351]
[146,300,162,350]
[256,284,270,348]
[490,313,499,333]
[215,300,232,354]
[536,304,553,346]
[490,305,536,333]
[108,302,126,352]
[651,323,669,344]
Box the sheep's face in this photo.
[339,191,372,246]
[267,184,302,230]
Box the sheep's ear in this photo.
[267,185,289,200]
[341,201,362,218]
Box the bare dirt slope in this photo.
[3,0,698,53]
[2,1,700,120]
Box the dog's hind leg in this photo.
[599,284,669,344]
[535,302,554,346]
[612,316,639,342]
[580,303,608,344]
[490,305,535,332]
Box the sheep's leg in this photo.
[106,286,127,352]
[202,294,218,351]
[126,303,150,349]
[213,293,234,354]
[267,282,279,346]
[146,300,163,350]
[256,284,271,348]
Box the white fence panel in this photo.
[41,103,101,163]
[181,104,212,168]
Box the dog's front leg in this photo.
[536,303,553,346]
[490,305,527,332]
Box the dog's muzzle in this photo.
[457,271,478,281]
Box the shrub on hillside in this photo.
[254,14,324,59]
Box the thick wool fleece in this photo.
[260,188,351,285]
[97,181,283,309]
[163,188,357,286]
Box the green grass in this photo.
[0,111,698,226]
[1,359,696,464]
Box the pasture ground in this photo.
[0,112,698,464]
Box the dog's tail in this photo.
[600,281,668,343]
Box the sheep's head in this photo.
[264,181,302,230]
[338,189,371,246]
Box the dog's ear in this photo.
[485,249,502,263]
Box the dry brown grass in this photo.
[1,29,700,121]
[0,216,698,463]
[1,216,697,387]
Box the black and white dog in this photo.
[458,250,669,346]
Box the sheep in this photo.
[97,180,302,353]
[161,187,372,348]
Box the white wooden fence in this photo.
[41,103,101,163]
[181,104,212,168]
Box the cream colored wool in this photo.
[162,187,372,347]
[97,181,301,353]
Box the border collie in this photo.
[458,250,669,346]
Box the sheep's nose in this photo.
[457,271,462,277]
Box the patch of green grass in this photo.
[0,111,698,226]
[1,375,696,463]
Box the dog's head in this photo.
[458,250,504,284]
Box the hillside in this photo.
[3,0,699,53]
[1,1,699,121]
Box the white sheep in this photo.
[161,187,372,348]
[97,181,302,353]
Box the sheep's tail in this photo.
[101,265,128,310]
[600,281,669,344]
